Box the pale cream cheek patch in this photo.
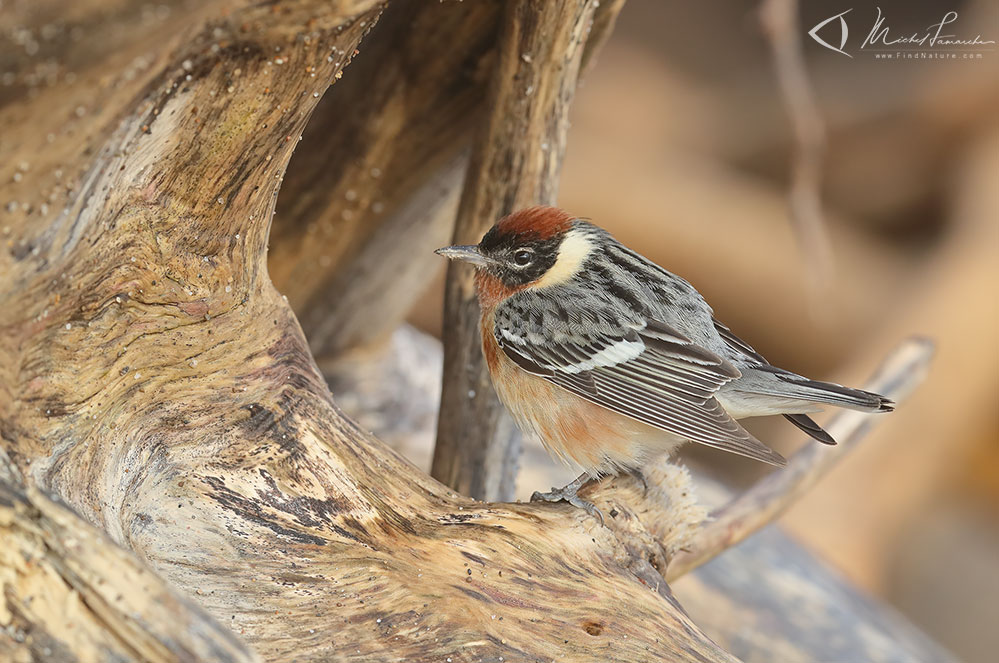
[531,229,593,289]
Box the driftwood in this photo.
[0,1,953,661]
[271,0,622,367]
[0,478,258,663]
[312,326,955,663]
[673,526,958,663]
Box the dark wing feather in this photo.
[712,318,767,364]
[497,312,786,466]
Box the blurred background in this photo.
[396,1,998,661]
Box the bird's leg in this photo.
[531,472,604,525]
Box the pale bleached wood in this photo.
[0,1,951,661]
[317,324,956,663]
[0,478,260,663]
[673,526,959,663]
[271,0,626,364]
[777,126,999,588]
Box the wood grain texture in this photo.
[268,0,626,364]
[0,477,259,663]
[0,2,950,661]
[321,324,956,663]
[0,2,738,661]
[432,0,621,502]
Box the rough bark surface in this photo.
[270,0,623,365]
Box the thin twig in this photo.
[760,0,835,300]
[666,337,935,581]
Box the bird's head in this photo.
[435,206,594,292]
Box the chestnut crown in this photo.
[435,206,578,288]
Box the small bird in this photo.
[436,206,892,519]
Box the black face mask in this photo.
[478,227,561,288]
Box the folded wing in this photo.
[495,309,786,466]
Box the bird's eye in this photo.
[513,249,533,266]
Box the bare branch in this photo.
[666,337,935,581]
[0,2,739,660]
[760,0,835,298]
[0,1,951,660]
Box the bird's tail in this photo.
[755,368,894,413]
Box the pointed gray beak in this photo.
[434,244,492,268]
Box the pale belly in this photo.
[487,344,685,477]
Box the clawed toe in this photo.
[566,494,604,526]
[530,475,604,525]
[530,487,563,504]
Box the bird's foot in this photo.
[531,474,604,526]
